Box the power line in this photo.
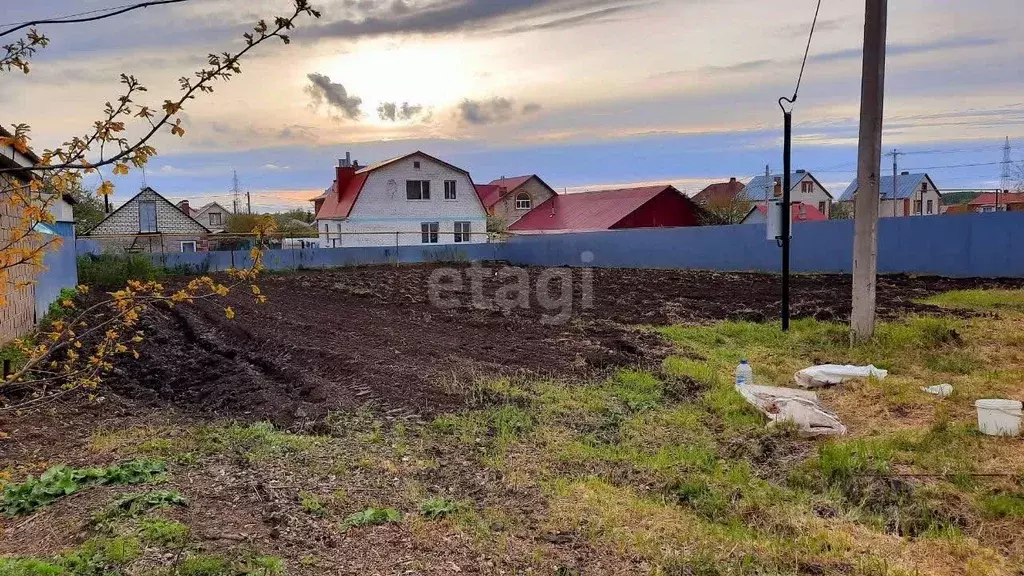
[780,0,824,109]
[0,0,191,38]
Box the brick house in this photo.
[475,175,558,227]
[85,187,210,253]
[313,151,488,248]
[177,200,232,233]
[742,170,833,218]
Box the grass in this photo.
[924,289,1024,312]
[341,507,402,530]
[2,459,166,516]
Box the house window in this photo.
[454,221,471,243]
[515,193,532,210]
[180,241,197,253]
[818,201,826,215]
[421,222,439,244]
[444,180,457,200]
[926,199,934,214]
[801,181,814,193]
[413,161,421,169]
[407,180,431,200]
[139,201,157,233]
[914,200,923,214]
[208,212,222,226]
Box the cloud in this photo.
[812,36,1001,63]
[304,0,656,40]
[305,73,363,120]
[262,164,291,171]
[377,101,427,122]
[494,5,639,34]
[458,97,543,125]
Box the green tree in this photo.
[69,187,107,234]
[829,202,853,220]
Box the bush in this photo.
[77,254,160,287]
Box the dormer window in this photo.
[413,161,421,169]
[515,193,532,210]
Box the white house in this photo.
[313,151,488,248]
[177,200,231,233]
[838,172,941,218]
[86,187,210,253]
[741,170,834,218]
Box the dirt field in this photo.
[103,265,1022,425]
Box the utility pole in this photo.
[246,190,252,215]
[1000,137,1011,210]
[231,169,241,214]
[850,0,887,343]
[887,149,901,216]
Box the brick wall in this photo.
[1,175,38,344]
[491,178,557,227]
[87,188,210,253]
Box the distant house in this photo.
[508,185,704,234]
[967,192,1024,213]
[742,170,833,218]
[475,175,558,227]
[85,187,210,253]
[177,200,231,232]
[740,202,827,225]
[692,177,748,224]
[838,172,941,217]
[313,151,488,248]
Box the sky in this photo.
[3,0,1023,212]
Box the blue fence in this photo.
[75,213,1024,278]
[35,222,79,320]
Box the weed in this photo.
[177,554,232,576]
[77,253,160,287]
[241,556,285,576]
[138,518,190,547]
[979,492,1024,518]
[90,490,186,531]
[420,497,458,520]
[2,459,166,516]
[342,507,401,530]
[299,492,327,516]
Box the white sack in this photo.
[794,364,888,389]
[736,384,847,436]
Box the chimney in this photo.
[798,203,807,220]
[795,169,806,174]
[336,151,358,201]
[729,177,737,183]
[773,179,782,198]
[177,200,190,215]
[901,171,910,176]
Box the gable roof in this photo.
[968,192,1024,206]
[741,202,827,224]
[315,151,481,221]
[742,171,833,201]
[475,175,557,209]
[86,187,210,235]
[509,185,689,232]
[693,179,745,205]
[838,173,939,202]
[193,201,231,217]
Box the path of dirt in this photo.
[98,265,1022,425]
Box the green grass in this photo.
[299,492,327,516]
[138,517,190,547]
[89,490,186,531]
[923,289,1024,312]
[979,493,1024,518]
[341,507,401,530]
[419,497,459,520]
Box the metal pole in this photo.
[892,150,898,216]
[782,112,792,332]
[851,0,888,343]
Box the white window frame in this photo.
[454,221,471,243]
[407,180,431,200]
[208,212,222,226]
[801,180,814,193]
[180,240,197,253]
[515,193,532,210]
[444,180,457,200]
[421,222,439,244]
[139,200,158,233]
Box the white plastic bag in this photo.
[794,364,888,389]
[736,384,847,436]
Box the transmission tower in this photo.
[1000,137,1012,194]
[231,169,241,214]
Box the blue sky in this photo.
[3,0,1023,212]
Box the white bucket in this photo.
[975,399,1023,436]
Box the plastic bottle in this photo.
[735,360,753,386]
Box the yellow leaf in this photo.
[98,181,114,196]
[112,163,129,176]
[224,307,235,320]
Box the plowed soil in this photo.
[103,265,1023,425]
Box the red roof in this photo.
[509,185,688,232]
[693,178,744,205]
[314,172,369,220]
[489,175,533,192]
[474,184,503,208]
[747,202,827,223]
[968,192,1024,206]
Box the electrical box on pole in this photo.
[766,199,791,242]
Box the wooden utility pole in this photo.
[850,0,887,342]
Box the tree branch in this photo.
[0,0,192,39]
